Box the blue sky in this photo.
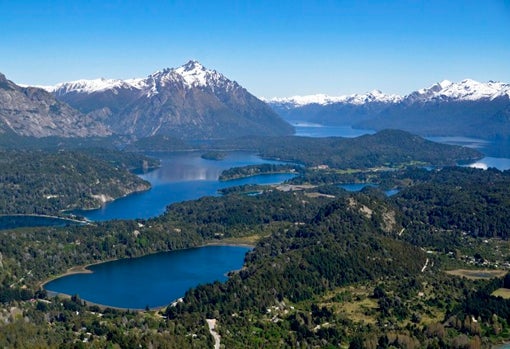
[1,0,509,97]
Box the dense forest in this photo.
[219,164,302,180]
[0,133,510,348]
[211,130,482,168]
[0,150,154,215]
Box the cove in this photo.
[44,245,252,310]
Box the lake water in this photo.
[44,245,251,310]
[339,183,399,196]
[426,136,510,170]
[291,121,375,138]
[74,151,295,221]
[339,183,378,192]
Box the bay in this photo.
[74,151,295,221]
[44,245,252,310]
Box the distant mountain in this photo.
[266,79,510,138]
[0,73,110,138]
[47,60,294,140]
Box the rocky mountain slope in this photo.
[266,79,510,138]
[0,73,110,138]
[47,60,294,139]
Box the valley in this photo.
[1,59,510,349]
[0,123,510,347]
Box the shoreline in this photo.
[40,241,255,312]
[0,213,91,225]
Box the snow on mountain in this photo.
[265,79,510,108]
[174,60,210,87]
[46,60,236,97]
[409,79,510,102]
[49,78,140,96]
[264,90,403,107]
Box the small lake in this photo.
[74,152,295,221]
[339,183,399,196]
[339,183,378,192]
[44,245,251,310]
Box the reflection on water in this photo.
[467,157,510,171]
[75,152,295,221]
[141,152,278,183]
[426,136,491,149]
[291,121,375,138]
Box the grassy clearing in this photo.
[211,234,265,246]
[446,269,507,280]
[320,285,378,324]
[492,288,510,299]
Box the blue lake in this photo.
[44,245,251,309]
[74,151,295,221]
[339,183,399,196]
[339,183,378,192]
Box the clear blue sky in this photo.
[1,0,509,97]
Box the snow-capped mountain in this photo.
[264,90,403,108]
[266,79,510,108]
[47,60,238,97]
[44,60,293,139]
[405,79,510,104]
[266,79,510,138]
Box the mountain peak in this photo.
[180,60,204,72]
[439,80,453,88]
[174,60,217,88]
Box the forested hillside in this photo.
[0,150,153,214]
[212,130,481,168]
[1,148,510,347]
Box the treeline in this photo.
[0,149,151,215]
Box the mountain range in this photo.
[0,73,110,138]
[2,61,510,140]
[266,79,510,138]
[0,61,293,140]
